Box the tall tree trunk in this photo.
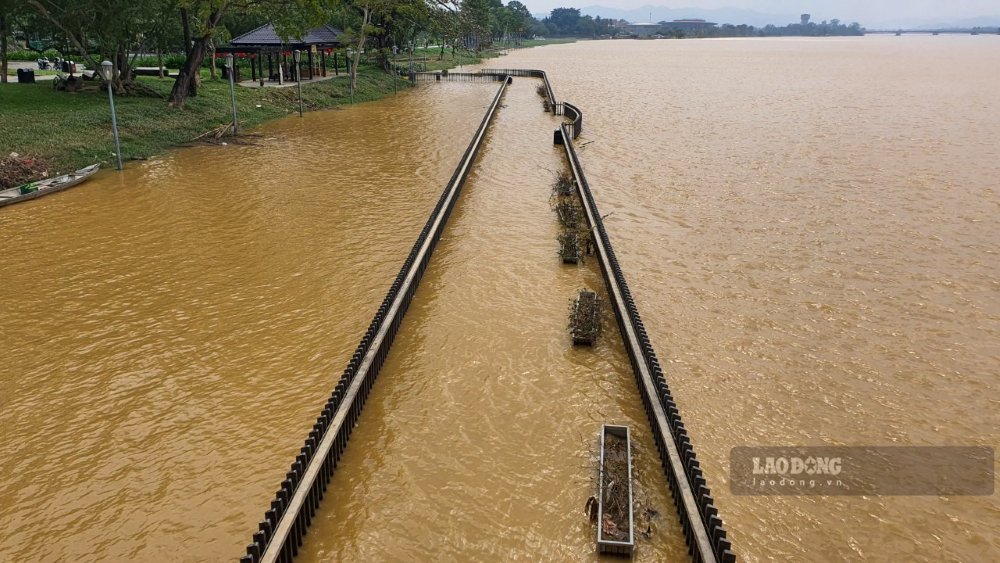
[349,7,371,94]
[209,40,216,80]
[168,36,209,107]
[116,45,131,90]
[157,49,163,78]
[1,14,8,85]
[180,9,191,56]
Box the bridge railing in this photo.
[558,121,733,563]
[481,66,731,561]
[410,71,507,83]
[239,76,513,563]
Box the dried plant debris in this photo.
[587,436,660,545]
[558,230,580,264]
[0,154,49,190]
[555,201,583,228]
[570,289,601,345]
[552,171,575,197]
[601,432,631,541]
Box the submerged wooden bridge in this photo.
[240,70,734,563]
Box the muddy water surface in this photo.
[497,36,1000,561]
[0,83,491,560]
[3,35,999,562]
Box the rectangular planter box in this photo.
[598,424,634,557]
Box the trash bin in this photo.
[16,68,35,83]
[222,65,241,81]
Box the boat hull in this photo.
[0,164,100,209]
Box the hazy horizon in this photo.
[522,1,1000,27]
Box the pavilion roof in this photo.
[231,24,344,47]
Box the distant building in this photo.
[660,19,717,33]
[801,14,811,25]
[625,22,660,37]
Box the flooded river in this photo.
[0,84,493,560]
[2,36,999,561]
[500,36,1000,561]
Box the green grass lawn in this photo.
[0,67,399,177]
[0,39,575,182]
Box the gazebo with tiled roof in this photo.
[218,23,345,86]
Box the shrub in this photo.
[7,49,62,61]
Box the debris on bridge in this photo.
[598,424,634,555]
[552,171,575,197]
[570,289,601,345]
[556,200,583,228]
[559,231,580,263]
[537,84,551,111]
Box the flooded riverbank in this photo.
[0,84,492,560]
[2,36,998,561]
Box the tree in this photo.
[343,0,375,94]
[460,0,492,47]
[546,7,579,35]
[168,0,226,105]
[26,0,173,92]
[0,0,27,84]
[505,0,530,32]
[168,0,329,107]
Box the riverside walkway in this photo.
[239,70,734,563]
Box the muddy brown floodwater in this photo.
[299,77,686,562]
[3,35,999,562]
[498,36,1000,561]
[0,83,495,560]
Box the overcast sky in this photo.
[522,1,1000,24]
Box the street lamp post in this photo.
[347,48,354,104]
[100,60,123,171]
[293,49,303,117]
[392,45,397,94]
[225,53,239,135]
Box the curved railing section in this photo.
[239,76,513,563]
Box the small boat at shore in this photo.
[0,164,100,209]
